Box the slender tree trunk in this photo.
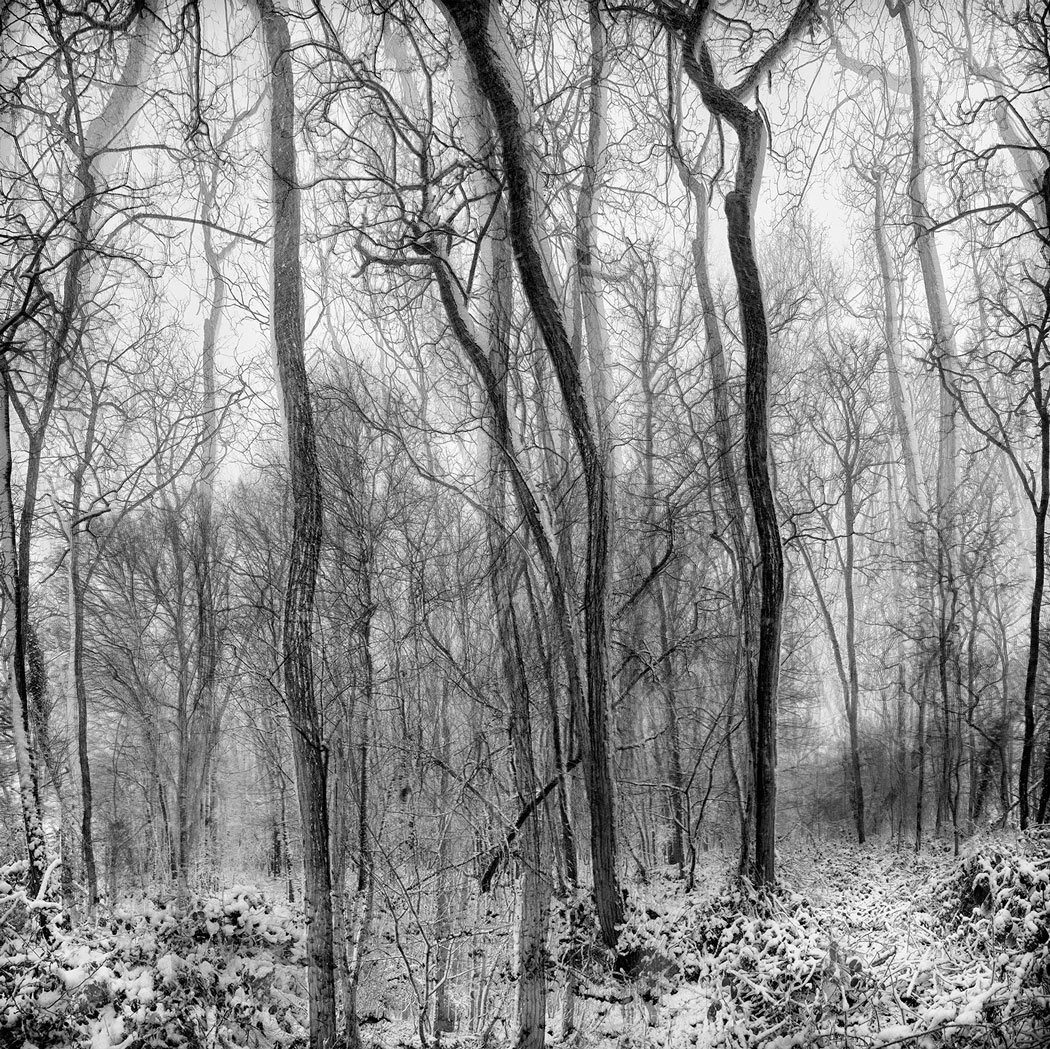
[430,683,455,1043]
[338,409,376,1048]
[490,431,548,1049]
[870,171,924,518]
[576,0,615,461]
[636,273,685,869]
[343,719,373,1049]
[484,196,549,1049]
[67,400,99,911]
[799,540,865,844]
[437,0,623,946]
[667,51,758,871]
[842,491,866,843]
[1026,417,1048,823]
[254,2,335,1044]
[893,0,962,839]
[681,15,798,884]
[1,368,47,902]
[185,160,227,877]
[915,669,928,852]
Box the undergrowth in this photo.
[606,838,1050,1048]
[2,838,1048,1048]
[0,861,306,1048]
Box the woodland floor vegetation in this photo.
[3,833,1049,1048]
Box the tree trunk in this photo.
[483,192,549,1049]
[437,0,623,947]
[254,2,335,1044]
[185,155,227,879]
[893,0,962,839]
[576,0,615,462]
[679,6,810,883]
[67,394,99,911]
[636,262,685,869]
[842,490,866,843]
[338,409,376,1048]
[492,512,549,1049]
[431,687,455,1043]
[915,669,928,852]
[870,171,924,519]
[1,368,47,902]
[799,539,865,845]
[343,721,373,1049]
[667,45,758,874]
[1026,400,1049,823]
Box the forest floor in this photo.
[2,834,1048,1048]
[567,835,1050,1049]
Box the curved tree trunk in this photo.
[253,2,336,1044]
[437,0,623,947]
[676,0,816,883]
[666,57,758,872]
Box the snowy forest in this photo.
[2,0,1050,1046]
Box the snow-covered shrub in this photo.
[617,879,868,1046]
[0,857,68,941]
[611,844,1050,1049]
[941,846,1050,986]
[0,886,306,1048]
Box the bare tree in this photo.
[253,0,335,1043]
[660,0,819,884]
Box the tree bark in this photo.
[484,219,548,1049]
[0,366,47,902]
[67,386,99,910]
[870,170,924,519]
[254,2,336,1045]
[437,0,623,946]
[333,406,376,1049]
[666,58,757,872]
[1025,361,1049,824]
[915,669,928,852]
[676,0,816,883]
[576,0,615,461]
[185,151,229,879]
[892,0,962,838]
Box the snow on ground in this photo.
[572,836,1050,1049]
[2,837,1048,1048]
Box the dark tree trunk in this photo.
[677,1,815,881]
[0,368,48,902]
[254,2,335,1044]
[1027,419,1048,824]
[437,0,623,947]
[68,409,99,910]
[915,672,928,852]
[667,46,758,871]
